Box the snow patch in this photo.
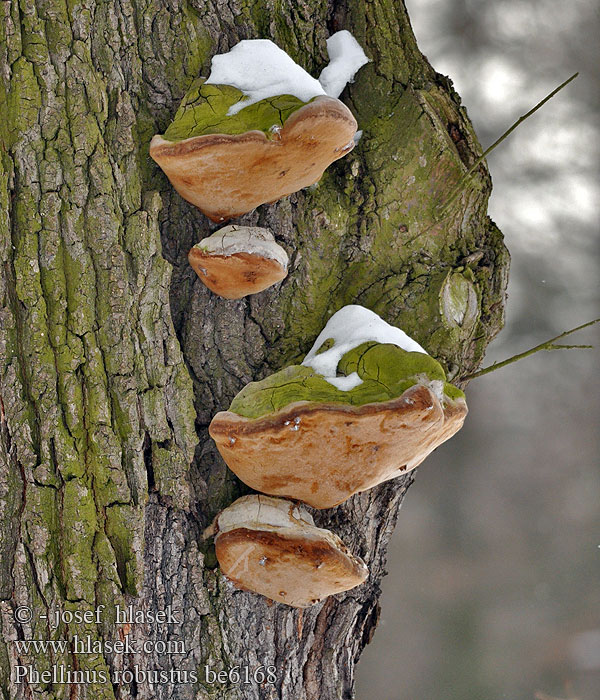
[205,32,369,116]
[195,225,288,269]
[326,372,363,390]
[205,40,325,115]
[318,31,370,98]
[302,305,427,391]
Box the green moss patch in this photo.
[162,79,309,142]
[229,342,464,419]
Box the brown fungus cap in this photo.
[213,495,368,607]
[149,96,357,222]
[188,225,288,299]
[209,384,467,509]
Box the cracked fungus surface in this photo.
[229,341,465,419]
[162,80,309,142]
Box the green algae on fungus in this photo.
[162,79,308,142]
[229,341,464,419]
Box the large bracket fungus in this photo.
[211,495,368,608]
[209,306,468,509]
[150,36,368,222]
[188,225,288,299]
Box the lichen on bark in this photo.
[0,1,509,699]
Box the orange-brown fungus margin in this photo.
[215,528,368,608]
[188,249,287,299]
[209,384,468,509]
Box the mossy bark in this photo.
[0,1,509,699]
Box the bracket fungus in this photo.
[188,225,288,299]
[212,495,368,607]
[150,36,368,222]
[209,306,468,509]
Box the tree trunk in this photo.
[0,1,509,698]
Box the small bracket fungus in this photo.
[212,495,368,607]
[209,306,468,509]
[188,225,288,299]
[149,35,368,222]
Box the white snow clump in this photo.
[205,31,369,116]
[205,40,326,115]
[302,305,427,391]
[318,31,370,98]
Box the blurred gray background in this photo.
[357,1,600,699]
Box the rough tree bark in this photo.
[0,1,509,698]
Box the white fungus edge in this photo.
[194,225,289,269]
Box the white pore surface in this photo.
[196,225,288,268]
[302,305,427,390]
[318,30,370,98]
[205,40,326,115]
[216,495,315,534]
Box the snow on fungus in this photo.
[209,305,468,509]
[149,35,369,222]
[318,31,370,98]
[188,225,288,299]
[303,305,427,389]
[205,40,326,115]
[212,494,368,607]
